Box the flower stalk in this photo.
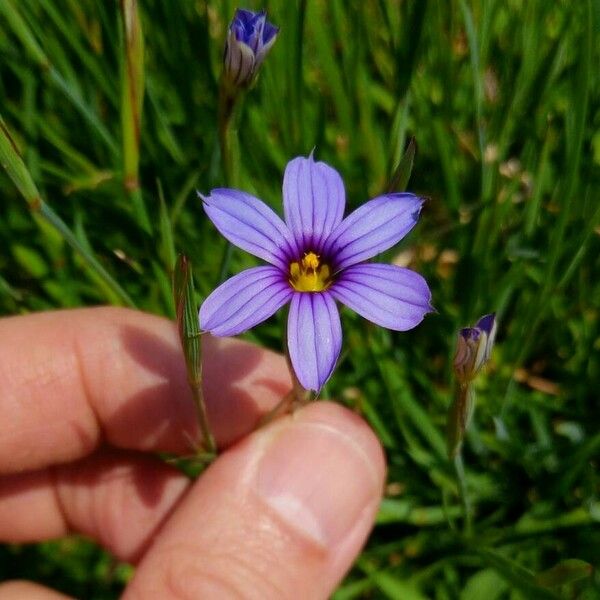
[453,452,473,536]
[447,313,497,535]
[217,81,242,189]
[216,83,241,283]
[173,255,216,458]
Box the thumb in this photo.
[124,401,386,599]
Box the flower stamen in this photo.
[289,252,332,292]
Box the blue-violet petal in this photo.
[201,188,296,270]
[283,155,346,252]
[330,263,432,331]
[325,193,423,269]
[200,266,292,336]
[287,292,342,392]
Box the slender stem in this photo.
[259,321,312,428]
[447,383,474,458]
[173,255,216,460]
[218,83,238,187]
[216,80,242,284]
[258,390,295,428]
[441,488,458,532]
[217,241,234,283]
[189,371,216,457]
[454,452,473,537]
[120,0,151,233]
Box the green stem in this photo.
[218,83,239,187]
[120,0,151,233]
[258,390,295,428]
[216,80,242,284]
[173,255,216,458]
[217,241,235,284]
[259,359,312,427]
[188,367,216,457]
[447,383,474,459]
[454,452,473,537]
[261,316,312,424]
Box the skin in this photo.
[0,307,386,599]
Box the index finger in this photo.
[0,307,290,474]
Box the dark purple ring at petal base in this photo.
[459,327,481,341]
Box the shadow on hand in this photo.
[103,324,289,458]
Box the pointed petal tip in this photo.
[476,312,496,330]
[328,192,425,269]
[401,192,426,228]
[331,264,432,332]
[282,154,346,250]
[287,292,341,394]
[293,362,334,394]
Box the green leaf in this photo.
[157,179,176,275]
[475,549,560,600]
[535,559,594,589]
[461,569,509,600]
[0,115,40,204]
[377,498,461,526]
[12,244,48,278]
[0,114,134,307]
[357,559,428,600]
[388,136,416,192]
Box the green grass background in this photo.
[1,0,599,597]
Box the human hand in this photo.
[0,308,385,599]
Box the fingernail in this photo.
[256,418,382,547]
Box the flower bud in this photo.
[453,313,496,384]
[223,9,279,90]
[448,313,496,457]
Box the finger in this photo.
[0,581,73,599]
[0,450,189,562]
[0,307,290,474]
[124,402,386,600]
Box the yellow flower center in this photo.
[289,252,332,292]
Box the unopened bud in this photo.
[453,313,496,384]
[448,313,497,457]
[223,9,279,91]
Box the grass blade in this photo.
[0,114,134,307]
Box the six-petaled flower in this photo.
[223,9,279,90]
[199,154,433,391]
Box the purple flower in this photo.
[199,154,433,391]
[223,9,279,89]
[453,313,497,384]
